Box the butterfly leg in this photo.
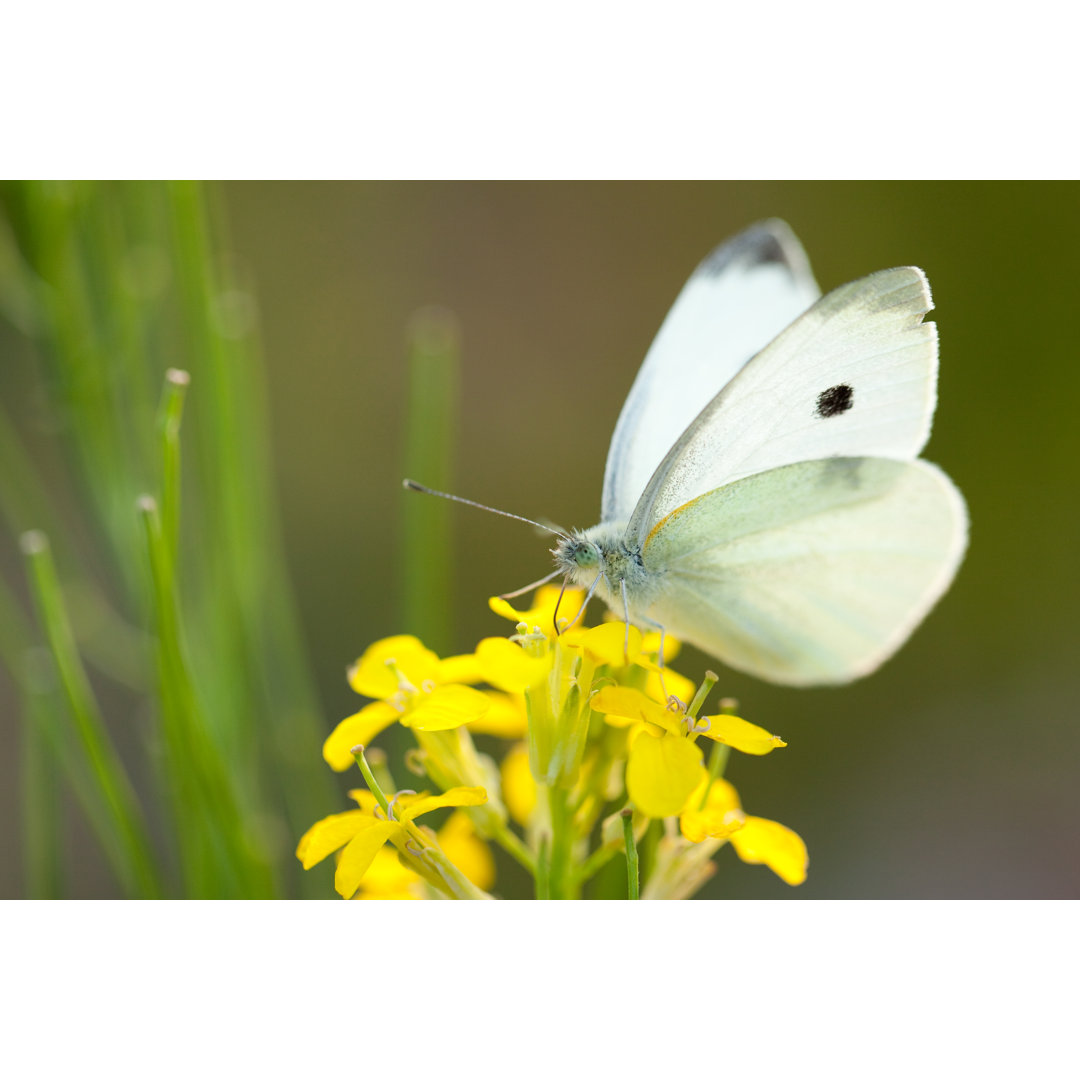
[635,611,682,709]
[564,571,604,632]
[620,579,631,665]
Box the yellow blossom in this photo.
[730,816,808,886]
[488,584,586,637]
[296,785,489,899]
[356,810,496,899]
[322,635,492,771]
[625,728,705,818]
[679,775,808,886]
[303,584,807,899]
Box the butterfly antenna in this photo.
[403,479,570,540]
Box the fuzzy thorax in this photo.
[552,522,661,615]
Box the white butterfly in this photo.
[548,219,968,686]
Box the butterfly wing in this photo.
[625,265,939,548]
[600,219,820,525]
[639,457,968,685]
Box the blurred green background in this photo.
[1,181,1077,899]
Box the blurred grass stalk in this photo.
[401,307,460,654]
[0,181,336,897]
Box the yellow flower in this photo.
[729,816,808,887]
[296,785,489,898]
[484,586,674,788]
[322,635,492,771]
[680,775,808,886]
[591,685,787,820]
[356,810,496,899]
[488,584,586,638]
[436,810,496,892]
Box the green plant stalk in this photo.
[546,782,581,900]
[401,306,460,656]
[352,745,392,815]
[20,531,162,898]
[14,184,144,583]
[0,400,148,691]
[138,496,274,898]
[622,809,640,900]
[486,818,537,875]
[21,682,64,898]
[0,575,62,898]
[0,572,146,894]
[535,833,551,900]
[156,369,189,574]
[573,840,620,889]
[166,181,336,894]
[698,693,735,809]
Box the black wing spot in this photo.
[816,384,854,418]
[698,225,790,278]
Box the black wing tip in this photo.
[696,219,812,281]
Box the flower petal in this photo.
[468,691,528,738]
[405,684,492,731]
[322,702,400,771]
[436,653,484,684]
[640,664,697,710]
[730,816,808,886]
[500,742,537,826]
[398,786,488,820]
[335,821,403,898]
[640,630,681,662]
[346,789,382,813]
[347,635,441,699]
[295,809,374,869]
[562,622,642,666]
[475,637,551,692]
[488,585,584,634]
[703,714,787,755]
[357,845,422,898]
[679,777,744,843]
[438,811,496,891]
[625,731,704,819]
[592,686,681,734]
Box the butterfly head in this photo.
[552,533,601,574]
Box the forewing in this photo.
[626,266,938,547]
[640,458,968,685]
[601,220,820,524]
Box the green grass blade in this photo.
[137,495,275,898]
[20,530,162,898]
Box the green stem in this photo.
[535,833,551,900]
[21,530,162,898]
[138,496,273,898]
[416,846,494,901]
[546,783,579,899]
[21,687,63,898]
[686,669,719,721]
[487,819,537,875]
[573,841,619,887]
[352,745,392,816]
[156,368,190,575]
[698,695,736,809]
[622,809,640,900]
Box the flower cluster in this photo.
[297,586,807,899]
